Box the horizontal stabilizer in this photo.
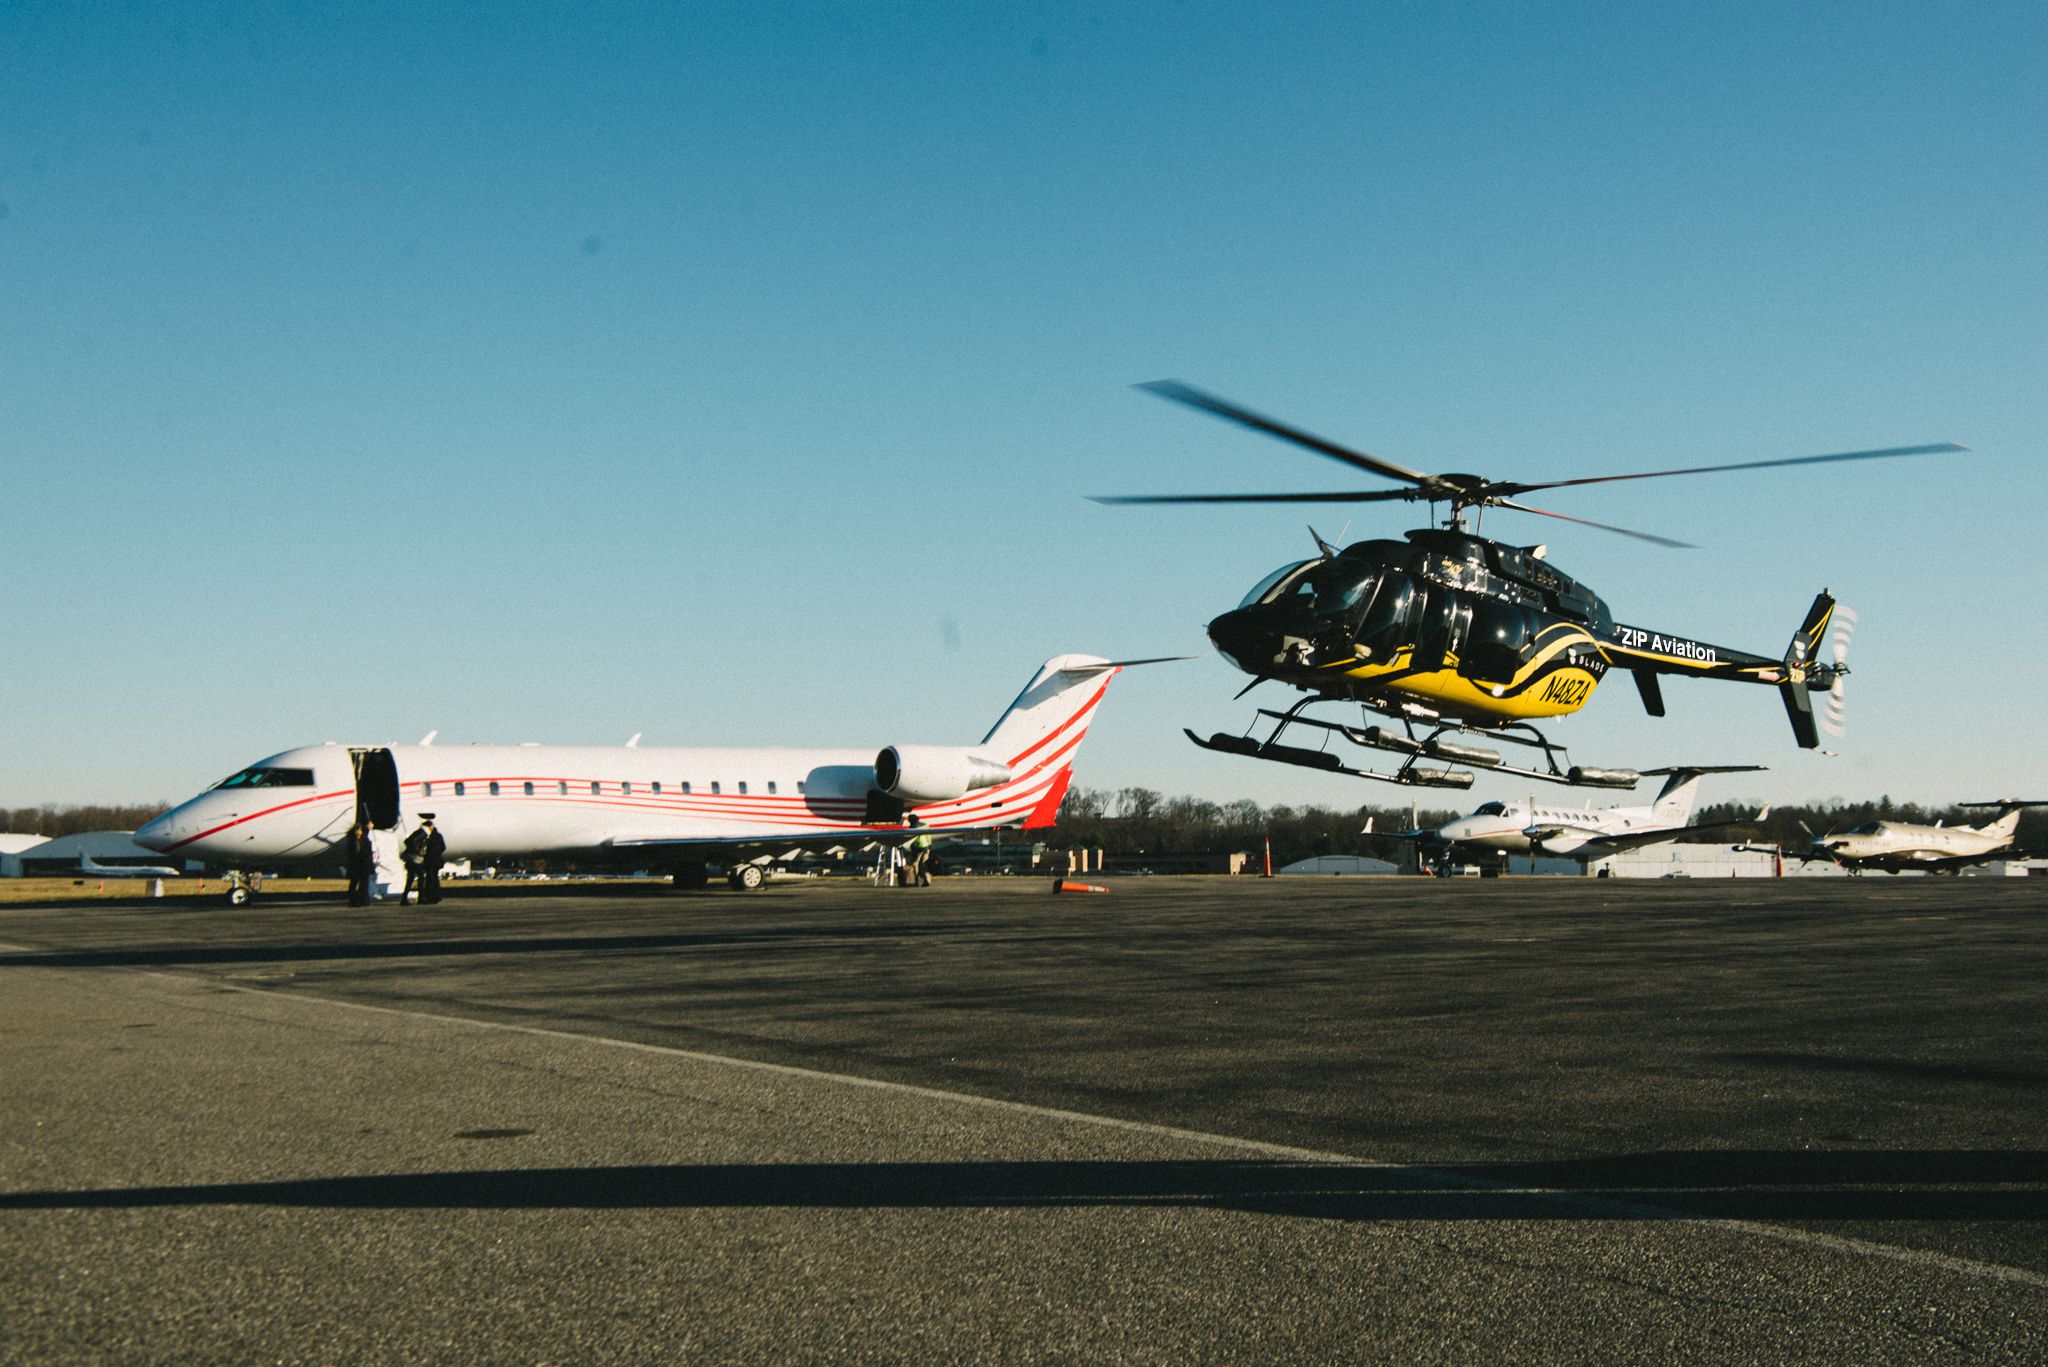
[1056,656,1192,674]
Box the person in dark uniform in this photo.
[402,815,448,905]
[345,819,373,906]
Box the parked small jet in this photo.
[1771,800,2048,875]
[75,851,184,879]
[136,654,1146,899]
[1394,766,1763,871]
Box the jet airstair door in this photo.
[352,748,402,830]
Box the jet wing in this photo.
[1574,817,1763,859]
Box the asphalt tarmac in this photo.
[4,875,2046,1362]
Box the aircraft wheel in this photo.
[225,885,252,907]
[730,864,766,891]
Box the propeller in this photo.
[1818,607,1857,738]
[1095,380,1969,546]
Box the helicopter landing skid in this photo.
[1185,702,1644,791]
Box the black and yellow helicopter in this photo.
[1095,381,1965,791]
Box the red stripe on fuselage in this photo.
[160,789,354,852]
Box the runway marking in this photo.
[4,942,2042,1292]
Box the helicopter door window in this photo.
[1354,575,1416,654]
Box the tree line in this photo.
[0,803,170,840]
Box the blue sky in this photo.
[4,2,2043,811]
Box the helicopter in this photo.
[1095,381,1965,791]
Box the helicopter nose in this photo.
[1206,608,1278,673]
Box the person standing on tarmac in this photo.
[345,819,373,906]
[402,815,448,905]
[912,832,934,886]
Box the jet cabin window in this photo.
[215,766,316,790]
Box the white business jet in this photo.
[137,653,1146,899]
[1418,765,1765,869]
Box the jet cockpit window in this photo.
[1846,821,1881,835]
[215,766,316,790]
[1474,802,1507,817]
[1237,560,1314,609]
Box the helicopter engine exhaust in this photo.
[874,746,1012,803]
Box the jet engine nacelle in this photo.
[874,745,1013,803]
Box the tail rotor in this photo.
[1818,607,1856,739]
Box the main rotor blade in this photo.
[1492,498,1695,548]
[1502,443,1968,497]
[1088,489,1417,506]
[1137,380,1438,488]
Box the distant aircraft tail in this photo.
[1648,772,1705,824]
[1958,800,2048,840]
[1641,764,1764,825]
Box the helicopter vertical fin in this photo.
[1779,591,1834,750]
[1631,669,1666,717]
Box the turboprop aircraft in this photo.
[1392,766,1764,871]
[136,654,1145,901]
[1765,800,2048,875]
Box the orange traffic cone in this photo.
[1052,878,1110,894]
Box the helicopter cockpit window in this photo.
[1306,565,1374,618]
[1238,560,1314,609]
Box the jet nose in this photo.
[134,810,183,853]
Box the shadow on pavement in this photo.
[6,1153,2045,1223]
[0,922,975,970]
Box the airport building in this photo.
[1586,845,1841,878]
[0,830,201,878]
